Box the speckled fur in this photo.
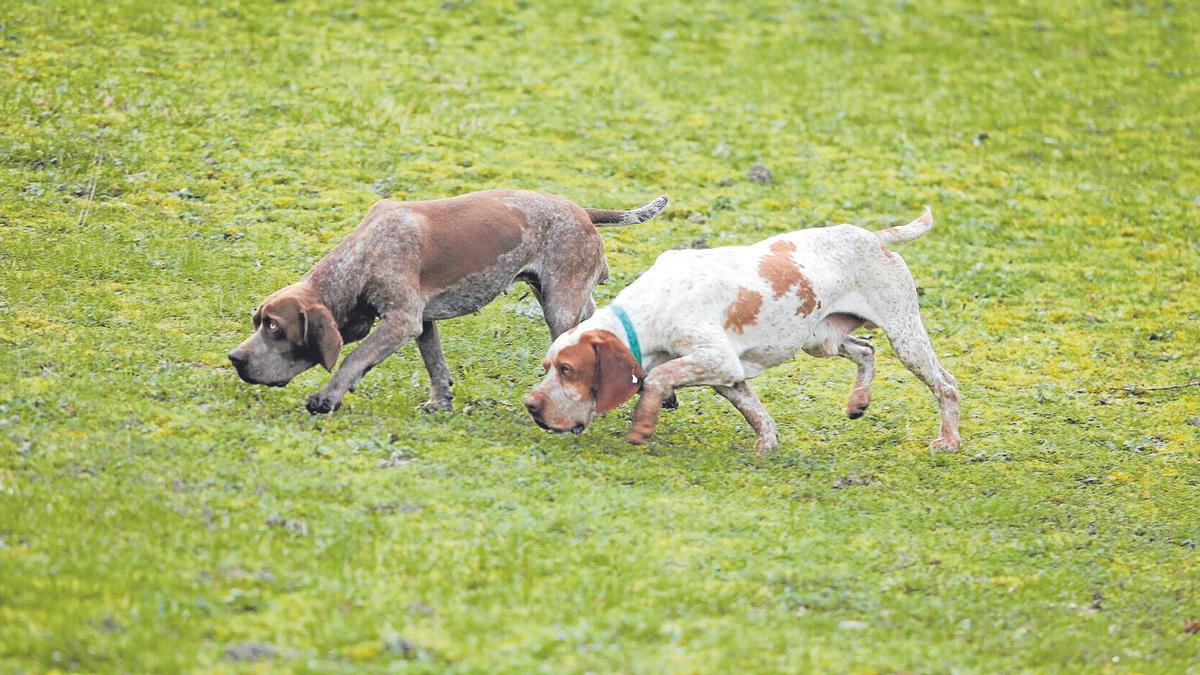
[526,207,961,453]
[229,189,668,414]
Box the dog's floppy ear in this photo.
[590,331,643,414]
[303,304,343,371]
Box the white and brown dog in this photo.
[524,207,961,453]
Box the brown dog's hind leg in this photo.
[416,320,453,412]
[306,313,422,414]
[714,381,778,454]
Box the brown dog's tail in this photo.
[875,206,933,244]
[585,195,669,227]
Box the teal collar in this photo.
[609,305,642,368]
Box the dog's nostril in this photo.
[524,398,541,415]
[228,352,247,368]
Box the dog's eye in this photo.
[558,364,571,376]
[267,320,279,333]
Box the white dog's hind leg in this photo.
[802,314,875,419]
[714,381,779,454]
[838,336,875,419]
[879,313,960,451]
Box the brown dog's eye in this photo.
[558,364,571,376]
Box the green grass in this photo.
[2,0,1199,671]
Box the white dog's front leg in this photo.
[628,347,740,445]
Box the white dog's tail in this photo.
[875,206,933,244]
[585,195,669,227]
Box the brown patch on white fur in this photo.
[723,287,763,334]
[547,339,598,403]
[794,274,819,317]
[759,240,803,298]
[758,240,820,317]
[591,332,643,413]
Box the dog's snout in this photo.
[524,394,543,417]
[228,350,248,369]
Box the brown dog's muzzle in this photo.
[227,344,302,387]
[228,349,254,383]
[228,349,248,369]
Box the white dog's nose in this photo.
[524,394,544,417]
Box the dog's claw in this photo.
[929,436,961,453]
[846,388,870,419]
[305,392,340,415]
[754,435,779,455]
[418,398,452,413]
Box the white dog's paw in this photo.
[929,436,961,453]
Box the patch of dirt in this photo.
[833,474,879,489]
[225,642,287,662]
[747,164,772,184]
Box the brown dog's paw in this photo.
[753,435,779,455]
[418,398,452,413]
[305,392,341,415]
[627,429,648,445]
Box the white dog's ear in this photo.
[590,331,642,414]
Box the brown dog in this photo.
[229,189,668,414]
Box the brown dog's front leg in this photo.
[306,316,419,414]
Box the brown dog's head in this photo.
[227,283,342,387]
[524,329,642,433]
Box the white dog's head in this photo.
[524,329,642,433]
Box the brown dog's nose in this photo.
[228,351,248,369]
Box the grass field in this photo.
[2,0,1199,671]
